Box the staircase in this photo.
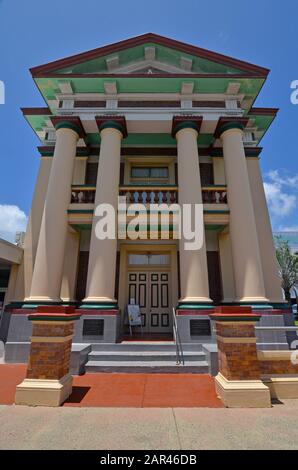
[85,341,210,373]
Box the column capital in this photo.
[95,115,127,138]
[171,115,203,138]
[214,117,249,139]
[50,116,85,138]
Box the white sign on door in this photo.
[127,304,142,326]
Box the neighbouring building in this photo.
[1,34,292,369]
[0,238,23,313]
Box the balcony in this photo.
[70,185,228,205]
[68,185,229,230]
[71,186,96,204]
[202,186,227,204]
[71,185,228,205]
[119,186,178,204]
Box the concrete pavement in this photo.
[1,401,298,450]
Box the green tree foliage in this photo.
[275,236,298,304]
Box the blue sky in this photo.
[0,0,297,241]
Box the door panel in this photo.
[127,271,172,333]
[149,272,171,332]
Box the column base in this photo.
[177,299,213,310]
[221,301,273,310]
[22,299,63,309]
[215,373,271,408]
[237,297,269,302]
[262,377,298,400]
[15,374,73,407]
[80,299,118,309]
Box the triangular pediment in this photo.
[30,33,269,77]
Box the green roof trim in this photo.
[53,43,250,76]
[34,76,265,111]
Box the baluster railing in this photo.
[202,187,228,204]
[70,186,228,206]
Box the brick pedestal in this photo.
[258,350,298,399]
[15,306,81,406]
[210,307,271,408]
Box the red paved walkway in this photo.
[0,364,223,408]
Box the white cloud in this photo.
[264,182,296,216]
[0,205,28,243]
[264,169,298,217]
[267,169,298,188]
[276,226,298,232]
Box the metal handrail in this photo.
[255,326,298,331]
[172,308,185,365]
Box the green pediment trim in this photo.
[34,76,265,109]
[52,42,250,76]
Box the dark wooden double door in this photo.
[127,271,172,333]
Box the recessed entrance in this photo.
[127,270,172,333]
[118,245,179,338]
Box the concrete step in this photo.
[90,342,207,352]
[85,360,209,374]
[88,350,206,362]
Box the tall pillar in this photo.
[13,156,52,302]
[218,231,235,303]
[60,228,80,302]
[26,117,84,303]
[82,117,127,307]
[172,116,212,309]
[216,118,268,305]
[246,156,284,304]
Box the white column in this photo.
[60,228,80,302]
[247,157,284,303]
[27,124,79,302]
[83,125,123,305]
[13,156,52,301]
[218,231,235,302]
[175,124,212,306]
[220,125,268,303]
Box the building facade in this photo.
[2,34,288,352]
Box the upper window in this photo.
[128,253,170,265]
[131,167,169,180]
